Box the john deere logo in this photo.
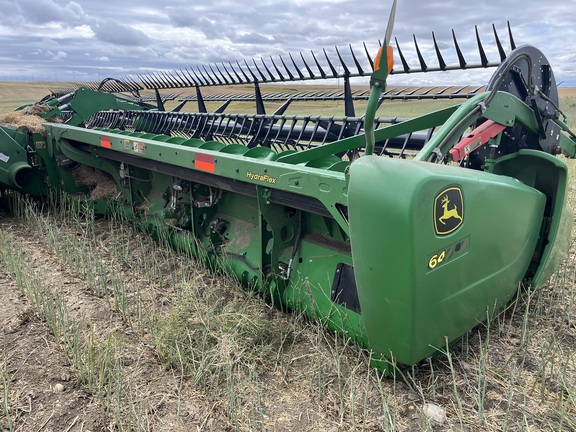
[434,187,463,236]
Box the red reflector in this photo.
[100,136,111,148]
[195,153,215,173]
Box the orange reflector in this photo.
[386,45,394,73]
[100,136,111,148]
[374,46,383,71]
[374,46,394,74]
[195,153,215,173]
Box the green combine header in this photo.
[1,1,575,374]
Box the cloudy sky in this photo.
[0,0,574,88]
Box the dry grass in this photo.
[0,110,48,135]
[71,165,118,200]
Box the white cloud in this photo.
[235,32,275,44]
[90,19,150,46]
[16,0,87,26]
[0,0,572,87]
[46,50,68,61]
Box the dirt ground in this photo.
[0,217,233,431]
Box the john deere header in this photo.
[1,0,575,374]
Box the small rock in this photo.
[54,383,65,392]
[422,403,446,425]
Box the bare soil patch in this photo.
[0,216,231,431]
[0,261,107,431]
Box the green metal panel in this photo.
[348,156,546,365]
[492,150,571,287]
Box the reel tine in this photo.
[269,56,286,81]
[208,65,224,85]
[150,72,165,89]
[149,72,164,89]
[182,67,199,86]
[96,24,515,92]
[395,38,411,73]
[243,59,259,82]
[507,21,516,50]
[164,71,183,87]
[323,48,339,77]
[335,46,351,76]
[139,73,154,90]
[413,35,428,71]
[432,32,447,70]
[136,74,152,90]
[164,71,180,87]
[278,55,295,81]
[117,77,134,92]
[214,64,231,84]
[310,50,327,78]
[122,76,140,92]
[200,66,216,85]
[189,67,206,86]
[227,62,244,84]
[160,72,173,89]
[363,42,375,71]
[237,60,253,82]
[349,45,364,75]
[452,29,467,68]
[475,26,489,67]
[158,71,177,88]
[174,69,194,87]
[252,58,268,81]
[191,67,206,86]
[156,71,172,88]
[288,53,305,80]
[299,52,316,78]
[492,24,507,61]
[260,58,276,81]
[131,78,144,91]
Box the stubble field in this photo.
[0,82,576,431]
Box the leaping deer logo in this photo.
[434,187,464,236]
[439,195,462,225]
